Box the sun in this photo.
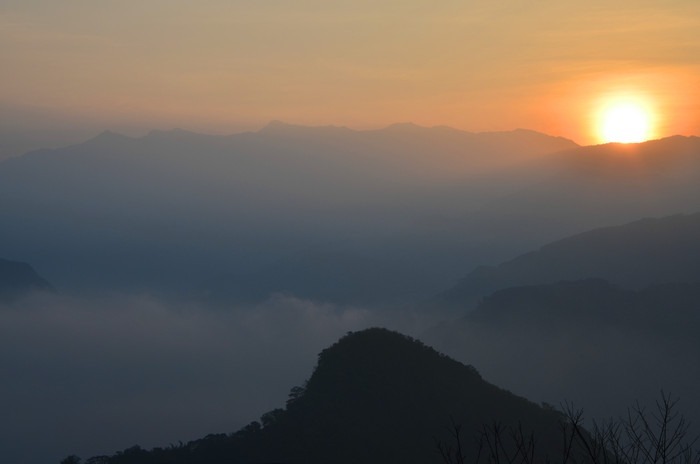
[598,99,653,144]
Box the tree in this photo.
[59,456,81,464]
[438,393,699,464]
[564,393,699,464]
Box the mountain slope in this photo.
[425,279,700,443]
[465,278,700,335]
[3,126,699,306]
[90,328,568,464]
[438,212,700,309]
[0,258,53,302]
[0,123,577,303]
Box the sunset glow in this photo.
[2,2,699,153]
[599,100,653,144]
[5,2,700,463]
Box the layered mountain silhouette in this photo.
[475,135,700,220]
[463,278,700,335]
[0,258,52,302]
[84,328,568,464]
[560,135,700,178]
[425,277,700,442]
[437,212,700,309]
[2,124,698,306]
[428,209,700,430]
[452,135,700,276]
[0,123,578,303]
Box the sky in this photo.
[2,0,700,157]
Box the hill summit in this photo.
[90,328,568,464]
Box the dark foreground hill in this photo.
[81,328,568,464]
[437,212,700,309]
[0,258,52,302]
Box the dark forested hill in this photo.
[437,212,700,309]
[82,328,568,464]
[0,258,52,302]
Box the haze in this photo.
[3,2,700,464]
[2,1,700,159]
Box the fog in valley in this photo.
[1,291,412,463]
[5,2,700,463]
[2,125,700,463]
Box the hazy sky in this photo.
[2,0,700,155]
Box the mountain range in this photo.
[436,212,700,309]
[420,209,700,439]
[2,123,698,306]
[0,123,577,303]
[5,124,699,464]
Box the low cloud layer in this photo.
[6,288,698,464]
[0,292,420,464]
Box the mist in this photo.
[423,281,700,443]
[0,291,429,464]
[5,279,698,464]
[3,125,699,311]
[4,2,700,463]
[2,125,700,464]
[0,124,580,305]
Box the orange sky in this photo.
[1,0,699,151]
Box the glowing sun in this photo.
[598,99,653,143]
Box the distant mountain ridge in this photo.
[83,328,568,464]
[561,135,700,178]
[0,122,579,302]
[2,123,699,305]
[8,122,579,181]
[437,212,700,309]
[0,258,53,302]
[468,135,700,239]
[259,120,578,149]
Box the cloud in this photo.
[0,292,396,464]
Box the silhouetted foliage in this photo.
[84,457,111,464]
[60,456,81,464]
[286,385,306,408]
[437,393,699,464]
[260,408,284,428]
